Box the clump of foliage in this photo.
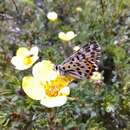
[0,0,130,130]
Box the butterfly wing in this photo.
[57,41,101,79]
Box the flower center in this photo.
[44,83,61,97]
[23,55,33,65]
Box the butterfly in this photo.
[56,41,101,79]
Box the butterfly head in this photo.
[55,64,66,76]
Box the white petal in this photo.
[32,56,39,63]
[11,56,34,70]
[73,46,80,51]
[59,87,70,96]
[66,31,77,40]
[11,56,27,70]
[40,96,67,108]
[32,61,57,81]
[16,47,29,56]
[22,76,45,100]
[30,46,39,56]
[91,72,102,81]
[58,32,66,40]
[47,11,58,21]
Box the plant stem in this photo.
[100,0,106,15]
[47,108,56,130]
[62,41,73,58]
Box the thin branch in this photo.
[10,0,19,15]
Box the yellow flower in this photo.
[90,72,103,81]
[58,31,77,42]
[11,46,39,70]
[41,75,73,108]
[73,45,80,51]
[47,11,58,21]
[22,60,74,108]
[76,7,83,12]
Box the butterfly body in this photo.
[56,41,101,79]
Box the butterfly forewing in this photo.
[57,41,101,79]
